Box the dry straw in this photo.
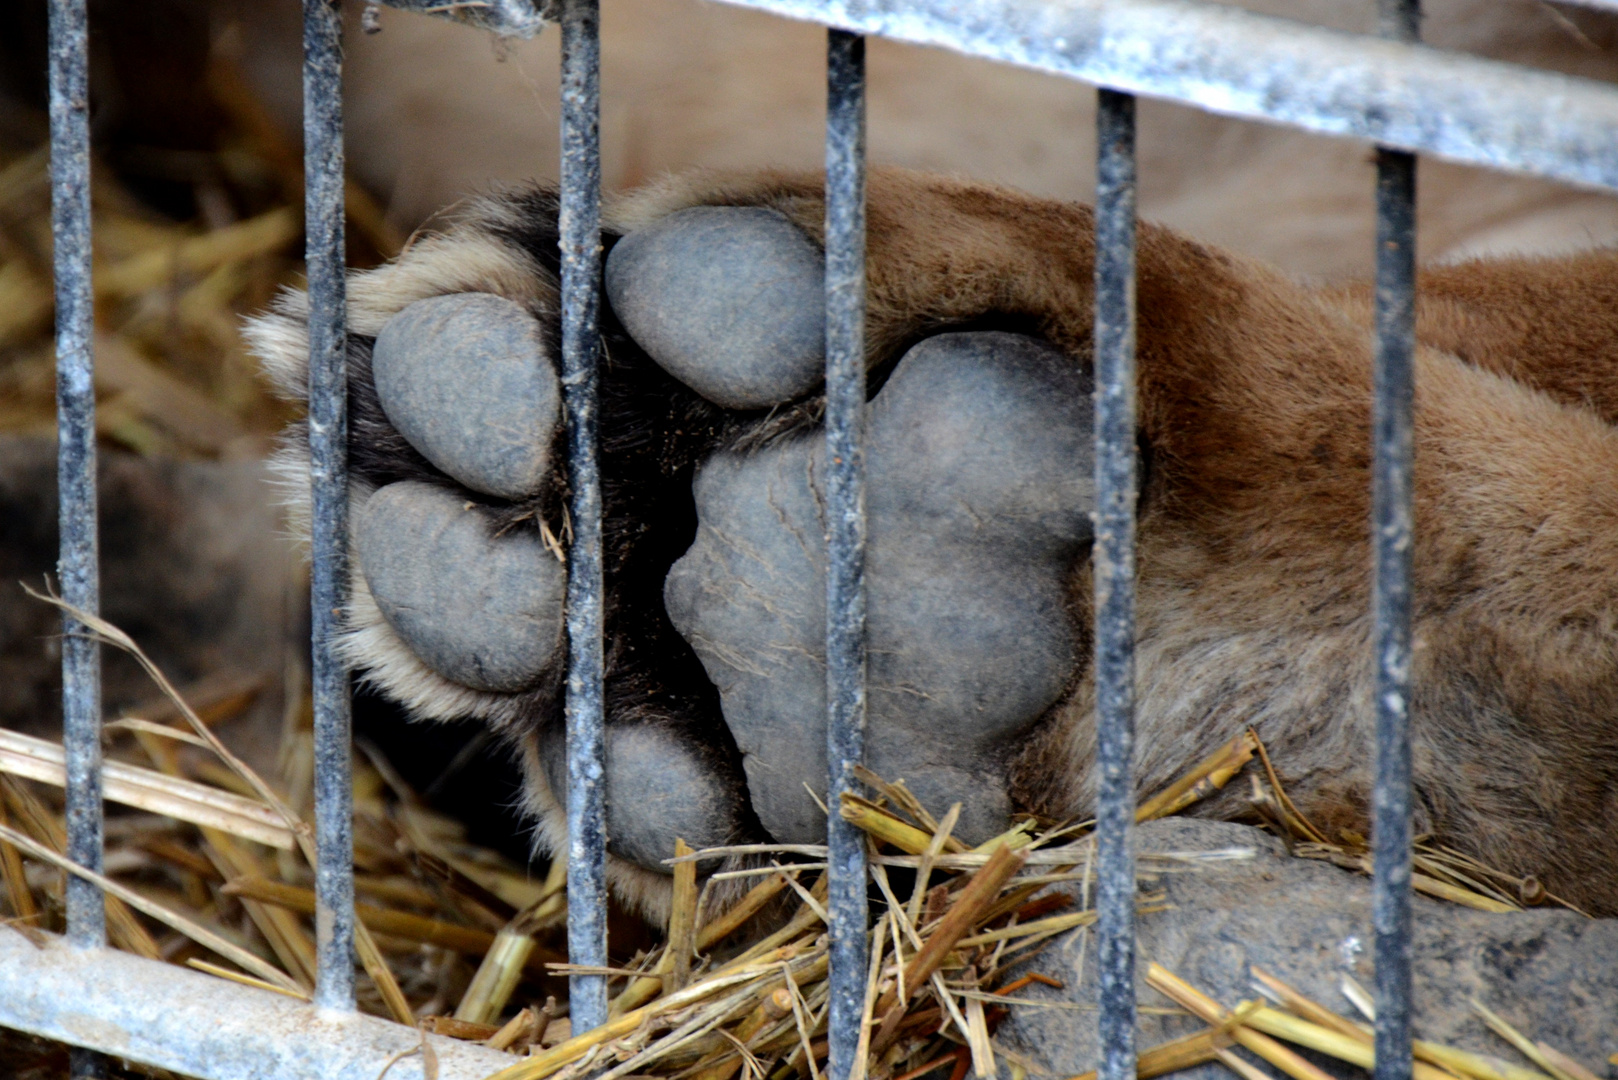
[0,596,1600,1080]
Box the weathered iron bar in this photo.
[0,928,512,1080]
[559,0,609,1037]
[48,0,101,958]
[1093,86,1139,1080]
[49,0,104,1073]
[303,0,356,1012]
[1371,0,1419,1076]
[706,0,1618,192]
[823,26,869,1080]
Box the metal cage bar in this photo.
[1371,1,1420,1076]
[48,0,102,956]
[49,0,105,1074]
[559,0,610,1037]
[707,0,1618,193]
[1093,86,1139,1080]
[0,929,515,1080]
[303,0,357,1012]
[823,27,870,1080]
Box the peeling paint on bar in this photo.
[0,929,513,1080]
[303,0,357,1013]
[1093,87,1139,1080]
[559,0,610,1037]
[377,0,550,37]
[707,0,1618,192]
[823,28,869,1080]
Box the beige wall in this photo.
[223,0,1618,279]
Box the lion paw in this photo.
[255,181,1099,899]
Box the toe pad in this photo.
[357,480,565,694]
[372,293,559,500]
[606,207,825,410]
[540,721,750,870]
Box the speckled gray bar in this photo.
[357,480,564,692]
[606,207,826,409]
[372,293,559,500]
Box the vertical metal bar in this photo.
[559,0,608,1037]
[824,28,868,1080]
[303,0,355,1013]
[51,4,104,1072]
[49,0,102,956]
[1093,86,1138,1080]
[1372,3,1418,1079]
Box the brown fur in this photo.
[621,169,1618,914]
[251,168,1618,919]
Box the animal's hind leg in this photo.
[1410,249,1618,424]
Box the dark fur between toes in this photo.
[339,189,772,874]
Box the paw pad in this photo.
[335,203,1098,881]
[605,206,826,409]
[356,480,565,693]
[538,721,753,869]
[372,293,558,500]
[664,331,1095,844]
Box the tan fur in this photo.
[612,169,1618,913]
[250,169,1618,919]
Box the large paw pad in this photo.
[664,331,1095,844]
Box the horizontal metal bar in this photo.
[706,0,1618,192]
[0,928,513,1080]
[378,0,549,37]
